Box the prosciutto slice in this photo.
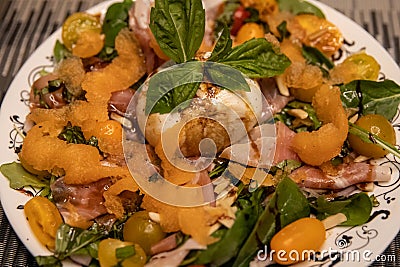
[290,163,391,190]
[51,177,111,228]
[220,121,299,168]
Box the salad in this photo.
[1,0,400,266]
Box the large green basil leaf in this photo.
[145,61,204,114]
[205,62,250,92]
[150,0,205,63]
[216,38,291,79]
[277,0,325,18]
[208,24,233,62]
[340,79,400,121]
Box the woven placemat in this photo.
[0,0,399,266]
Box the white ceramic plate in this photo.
[0,1,399,266]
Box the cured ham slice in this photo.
[51,177,111,228]
[290,163,391,190]
[220,121,299,168]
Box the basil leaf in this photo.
[145,61,204,114]
[302,45,334,70]
[277,20,290,41]
[340,79,400,121]
[205,62,250,92]
[233,177,310,267]
[150,0,205,63]
[208,25,232,62]
[0,162,49,189]
[310,193,373,226]
[277,0,325,18]
[54,224,104,260]
[216,38,291,79]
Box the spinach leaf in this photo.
[216,38,291,79]
[53,40,71,63]
[310,193,373,226]
[150,0,205,63]
[99,0,133,60]
[145,61,204,114]
[0,162,49,190]
[340,79,400,121]
[194,186,272,265]
[233,176,310,267]
[277,0,325,18]
[288,100,322,129]
[302,45,334,70]
[194,205,258,265]
[348,122,400,158]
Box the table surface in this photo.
[0,0,399,266]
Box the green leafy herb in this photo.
[340,79,400,121]
[244,7,261,23]
[205,62,250,92]
[277,0,325,18]
[99,0,133,60]
[302,45,334,72]
[288,100,322,129]
[53,40,72,63]
[194,186,273,265]
[233,177,310,267]
[150,0,205,63]
[58,122,99,149]
[213,0,240,35]
[145,61,203,114]
[209,158,229,178]
[193,205,258,265]
[116,245,136,261]
[214,38,291,79]
[310,193,373,226]
[348,122,400,158]
[273,159,302,174]
[36,224,104,265]
[208,25,233,62]
[277,21,290,41]
[0,162,50,191]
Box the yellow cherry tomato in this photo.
[62,12,102,51]
[348,114,396,158]
[270,217,326,265]
[123,211,166,255]
[292,14,343,56]
[98,238,147,267]
[236,23,265,45]
[72,30,104,58]
[330,52,380,84]
[24,196,63,249]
